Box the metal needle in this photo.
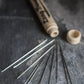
[26,51,51,84]
[25,66,38,84]
[14,40,55,68]
[48,48,54,84]
[1,39,47,73]
[17,45,55,79]
[25,57,44,84]
[25,63,40,84]
[55,40,58,83]
[38,50,52,84]
[59,44,72,84]
[61,54,69,84]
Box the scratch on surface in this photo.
[0,16,34,20]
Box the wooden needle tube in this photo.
[30,0,59,37]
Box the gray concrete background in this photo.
[0,0,84,84]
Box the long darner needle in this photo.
[1,39,47,73]
[25,53,49,84]
[25,58,43,84]
[60,45,72,84]
[25,65,38,84]
[58,44,68,84]
[61,55,69,84]
[14,40,55,68]
[48,48,54,84]
[38,50,52,84]
[17,45,55,79]
[55,40,58,83]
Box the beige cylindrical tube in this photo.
[67,29,81,45]
[30,0,59,37]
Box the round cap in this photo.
[67,29,81,44]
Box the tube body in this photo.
[30,0,59,37]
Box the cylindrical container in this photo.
[30,0,59,37]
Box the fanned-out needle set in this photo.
[1,0,83,84]
[1,39,72,84]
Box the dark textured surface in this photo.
[0,0,84,84]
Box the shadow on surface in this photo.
[58,0,79,14]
